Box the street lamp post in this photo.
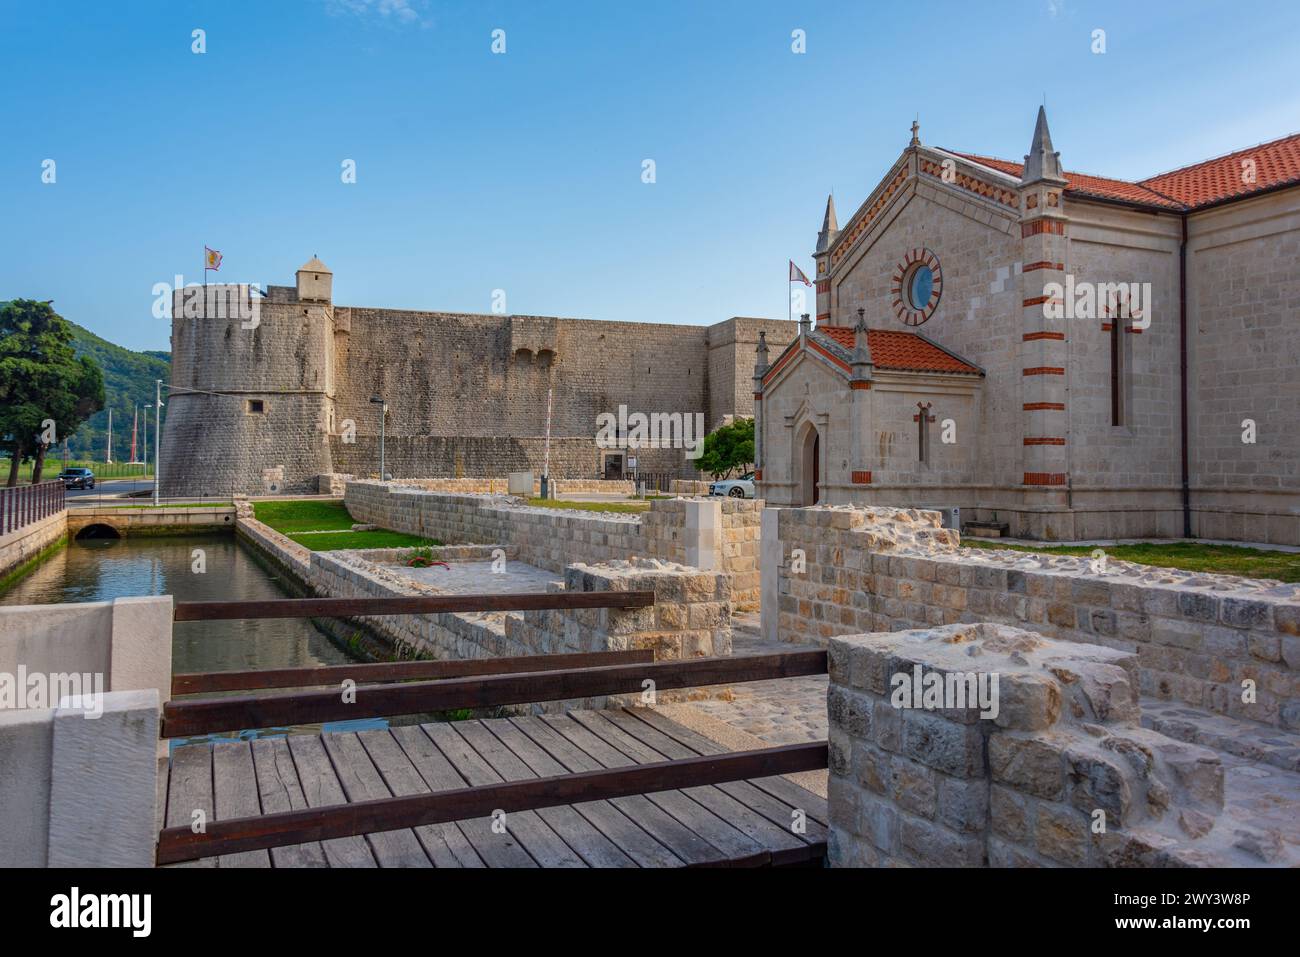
[143,404,151,484]
[369,395,387,481]
[153,380,162,505]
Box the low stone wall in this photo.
[391,477,635,497]
[67,505,236,538]
[765,504,1300,730]
[235,510,730,667]
[345,480,763,604]
[670,480,712,495]
[826,623,1286,867]
[0,509,66,582]
[510,559,732,660]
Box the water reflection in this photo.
[1,533,386,745]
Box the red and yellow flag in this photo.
[204,247,223,271]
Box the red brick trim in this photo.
[1023,402,1066,411]
[1021,219,1066,237]
[849,380,871,390]
[1022,261,1064,272]
[1102,322,1144,334]
[1023,472,1067,486]
[753,469,762,481]
[816,312,831,323]
[1021,295,1062,308]
[1022,331,1066,341]
[1023,437,1066,446]
[815,280,830,294]
[1023,367,1065,375]
[851,470,872,485]
[753,393,763,401]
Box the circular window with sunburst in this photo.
[891,248,942,326]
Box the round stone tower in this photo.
[159,257,338,496]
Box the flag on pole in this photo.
[788,260,811,286]
[205,247,223,271]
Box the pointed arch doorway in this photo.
[798,424,820,506]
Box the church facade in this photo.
[754,110,1300,544]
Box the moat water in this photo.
[1,532,385,742]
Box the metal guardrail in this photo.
[0,480,65,536]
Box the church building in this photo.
[754,109,1300,544]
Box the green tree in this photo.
[695,417,755,479]
[0,300,106,485]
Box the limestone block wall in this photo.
[0,508,65,581]
[390,477,635,496]
[508,559,732,660]
[765,504,1300,729]
[343,481,759,601]
[826,623,1283,867]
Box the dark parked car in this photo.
[57,467,95,489]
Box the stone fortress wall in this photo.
[160,259,796,496]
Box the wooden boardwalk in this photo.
[160,707,828,868]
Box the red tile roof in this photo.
[950,132,1300,210]
[1140,134,1300,207]
[951,152,1184,209]
[817,327,982,375]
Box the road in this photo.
[64,478,155,505]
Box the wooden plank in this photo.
[162,651,829,738]
[603,709,826,847]
[318,732,435,867]
[566,710,805,855]
[454,721,636,868]
[356,730,482,867]
[249,737,329,868]
[485,718,682,868]
[511,715,721,866]
[421,722,586,869]
[164,744,216,868]
[173,649,655,695]
[537,714,766,862]
[284,735,377,868]
[211,742,272,868]
[156,735,825,864]
[628,706,830,827]
[173,590,655,621]
[389,725,536,868]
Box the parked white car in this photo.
[708,472,756,498]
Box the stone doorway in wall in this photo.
[798,424,820,506]
[602,452,625,480]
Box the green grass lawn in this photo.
[285,529,442,551]
[4,458,153,483]
[253,499,441,551]
[526,497,650,513]
[961,539,1300,583]
[253,499,357,532]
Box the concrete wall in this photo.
[0,690,161,867]
[0,597,171,867]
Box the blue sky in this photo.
[2,0,1297,352]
